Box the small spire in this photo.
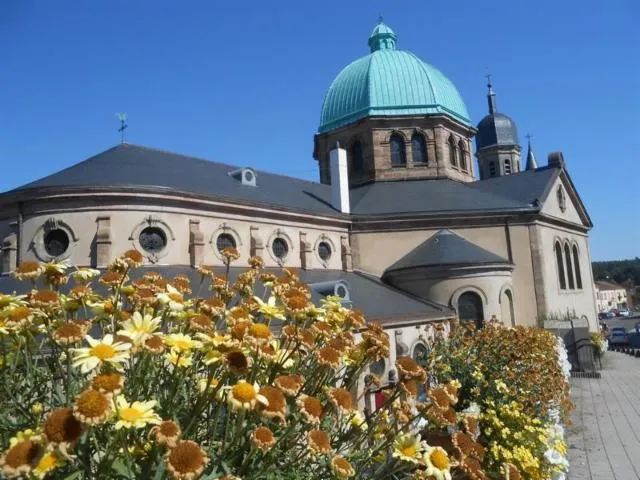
[486,74,497,114]
[525,134,538,171]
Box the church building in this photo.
[0,21,598,359]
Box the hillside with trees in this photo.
[592,258,640,285]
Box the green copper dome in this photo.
[319,21,471,133]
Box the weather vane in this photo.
[116,113,128,144]
[485,73,492,87]
[526,133,533,142]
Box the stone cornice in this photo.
[0,187,350,229]
[0,186,591,235]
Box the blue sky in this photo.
[0,0,638,261]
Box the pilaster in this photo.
[189,219,205,267]
[95,216,111,268]
[1,232,17,274]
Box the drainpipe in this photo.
[504,218,513,263]
[16,201,23,266]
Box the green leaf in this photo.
[61,472,83,480]
[153,461,166,480]
[111,458,133,478]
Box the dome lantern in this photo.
[368,18,397,52]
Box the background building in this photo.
[594,280,629,312]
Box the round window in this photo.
[139,227,167,253]
[44,229,70,257]
[318,241,332,261]
[336,284,348,299]
[216,233,236,252]
[272,238,289,259]
[244,170,254,183]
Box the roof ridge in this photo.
[124,143,326,188]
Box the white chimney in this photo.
[329,143,350,214]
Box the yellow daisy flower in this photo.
[71,334,131,373]
[33,451,65,479]
[164,333,202,353]
[166,349,193,368]
[70,268,101,283]
[423,444,452,480]
[227,380,268,411]
[252,296,286,320]
[392,434,423,463]
[157,284,185,312]
[114,395,161,430]
[117,311,161,345]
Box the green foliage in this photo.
[592,258,640,285]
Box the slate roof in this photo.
[384,229,510,274]
[3,144,560,218]
[6,144,340,217]
[349,178,532,215]
[476,112,519,150]
[0,266,454,322]
[468,166,558,206]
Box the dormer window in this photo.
[229,167,257,186]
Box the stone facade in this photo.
[476,144,522,179]
[314,115,476,186]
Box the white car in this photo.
[619,310,630,317]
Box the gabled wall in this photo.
[540,176,584,226]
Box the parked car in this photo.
[618,309,630,317]
[598,312,609,320]
[609,327,629,346]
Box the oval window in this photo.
[318,241,332,261]
[139,227,167,253]
[44,229,70,257]
[216,233,236,252]
[272,238,289,259]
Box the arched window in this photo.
[458,140,467,171]
[448,136,458,167]
[504,158,512,175]
[351,140,363,173]
[412,343,429,401]
[458,291,484,329]
[500,289,515,326]
[555,242,566,290]
[411,134,427,164]
[572,245,583,289]
[390,134,406,167]
[564,244,575,289]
